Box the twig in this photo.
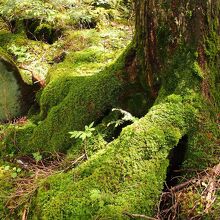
[22,208,27,220]
[62,154,86,172]
[123,212,159,220]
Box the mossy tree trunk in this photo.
[135,0,220,98]
[3,0,220,219]
[133,0,220,177]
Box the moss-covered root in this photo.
[1,46,139,155]
[30,94,196,219]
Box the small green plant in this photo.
[3,165,22,178]
[3,165,10,171]
[32,151,42,163]
[69,122,95,157]
[11,167,22,178]
[7,44,32,62]
[69,122,95,141]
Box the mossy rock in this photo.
[0,48,34,121]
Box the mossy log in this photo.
[0,48,34,122]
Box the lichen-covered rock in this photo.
[0,48,34,121]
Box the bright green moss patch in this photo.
[47,46,111,81]
[28,66,123,153]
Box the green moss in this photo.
[192,61,205,79]
[0,33,27,50]
[0,46,16,64]
[0,121,36,156]
[0,18,10,32]
[0,12,133,155]
[47,46,109,80]
[1,40,205,219]
[0,32,53,83]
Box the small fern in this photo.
[69,122,95,141]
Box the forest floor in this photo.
[0,1,220,219]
